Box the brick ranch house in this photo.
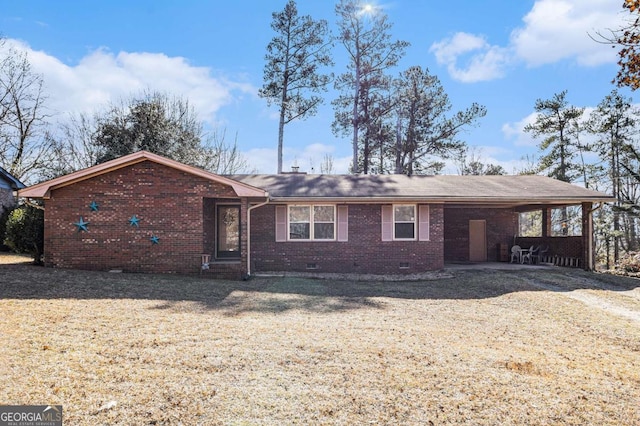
[18,151,614,278]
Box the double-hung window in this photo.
[289,206,311,239]
[394,204,416,240]
[288,205,335,240]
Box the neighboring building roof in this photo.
[0,166,26,191]
[231,174,615,207]
[18,151,268,199]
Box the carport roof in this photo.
[231,174,615,207]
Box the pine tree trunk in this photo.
[394,116,402,174]
[277,110,285,174]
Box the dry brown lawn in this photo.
[1,255,639,425]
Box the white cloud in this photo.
[243,148,277,173]
[429,33,511,83]
[502,112,539,147]
[511,0,621,67]
[297,143,352,174]
[286,143,352,174]
[439,145,530,175]
[244,143,352,174]
[502,106,597,157]
[430,32,487,64]
[431,0,623,82]
[2,38,255,124]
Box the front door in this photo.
[217,205,241,259]
[469,220,487,262]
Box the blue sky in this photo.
[0,0,631,174]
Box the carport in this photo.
[442,178,614,270]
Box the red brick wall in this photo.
[443,207,518,262]
[44,161,240,275]
[515,236,583,259]
[249,203,444,274]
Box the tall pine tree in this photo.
[524,91,585,183]
[260,0,333,174]
[525,90,585,235]
[333,0,408,174]
[392,66,485,175]
[589,89,640,260]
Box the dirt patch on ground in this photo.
[1,258,639,425]
[519,271,640,324]
[0,252,32,264]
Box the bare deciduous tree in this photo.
[41,112,101,179]
[455,146,505,176]
[199,128,254,175]
[320,153,334,174]
[0,42,51,183]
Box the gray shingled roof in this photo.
[230,174,614,205]
[0,166,25,191]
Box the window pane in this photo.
[314,205,334,222]
[551,206,582,236]
[395,205,415,222]
[395,223,415,239]
[314,223,334,239]
[290,223,310,239]
[289,206,310,222]
[519,211,542,237]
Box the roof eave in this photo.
[18,151,268,199]
[266,196,616,204]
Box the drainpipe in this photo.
[246,195,270,277]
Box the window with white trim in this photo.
[394,204,416,240]
[288,205,335,240]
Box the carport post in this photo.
[582,202,593,271]
[542,208,550,238]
